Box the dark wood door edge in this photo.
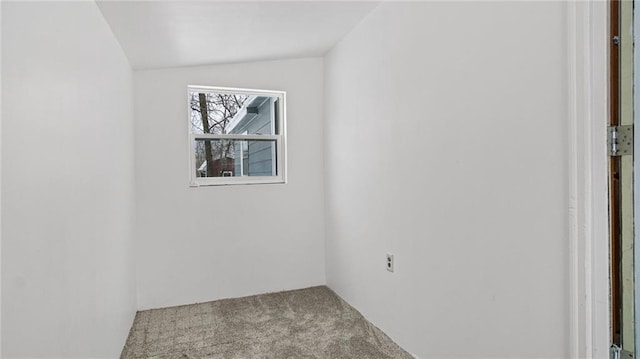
[609,0,621,346]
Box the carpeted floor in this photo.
[120,286,413,359]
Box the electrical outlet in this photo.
[386,253,394,272]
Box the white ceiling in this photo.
[96,1,379,70]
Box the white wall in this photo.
[1,2,136,358]
[0,1,4,356]
[134,58,325,309]
[324,2,568,358]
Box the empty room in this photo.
[0,0,624,358]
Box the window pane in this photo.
[194,139,277,178]
[189,91,277,135]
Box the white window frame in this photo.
[187,85,287,186]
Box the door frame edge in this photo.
[568,1,611,358]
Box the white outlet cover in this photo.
[386,253,394,272]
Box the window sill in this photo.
[189,176,286,187]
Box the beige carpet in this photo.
[120,286,413,359]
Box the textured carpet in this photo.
[120,286,413,359]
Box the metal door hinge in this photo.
[611,344,635,359]
[609,125,633,156]
[612,344,621,359]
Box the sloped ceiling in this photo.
[97,1,379,70]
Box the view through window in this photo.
[188,86,286,185]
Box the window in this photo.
[188,86,286,186]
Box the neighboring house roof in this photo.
[227,96,270,134]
